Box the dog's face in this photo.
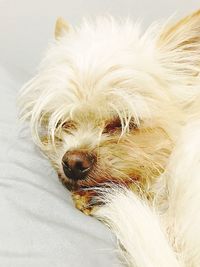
[56,107,173,192]
[19,11,200,210]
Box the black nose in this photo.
[62,150,96,181]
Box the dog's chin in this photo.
[58,170,142,215]
[58,170,139,193]
[57,172,81,191]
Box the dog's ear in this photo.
[158,10,200,78]
[55,17,70,39]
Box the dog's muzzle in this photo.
[62,150,96,181]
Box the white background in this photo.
[0,0,199,80]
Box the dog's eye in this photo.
[103,117,137,134]
[103,118,122,133]
[62,120,76,132]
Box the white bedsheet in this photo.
[0,65,121,267]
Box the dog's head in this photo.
[19,11,200,195]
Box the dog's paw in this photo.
[72,191,99,215]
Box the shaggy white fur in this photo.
[95,188,183,267]
[19,9,200,267]
[95,119,200,267]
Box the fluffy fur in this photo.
[19,10,200,267]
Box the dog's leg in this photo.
[95,189,181,267]
[165,119,200,267]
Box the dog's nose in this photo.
[62,150,95,181]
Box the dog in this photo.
[19,9,200,267]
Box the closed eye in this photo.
[103,117,137,134]
[62,120,77,133]
[103,117,122,134]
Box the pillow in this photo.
[0,65,120,267]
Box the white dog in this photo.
[19,10,200,267]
